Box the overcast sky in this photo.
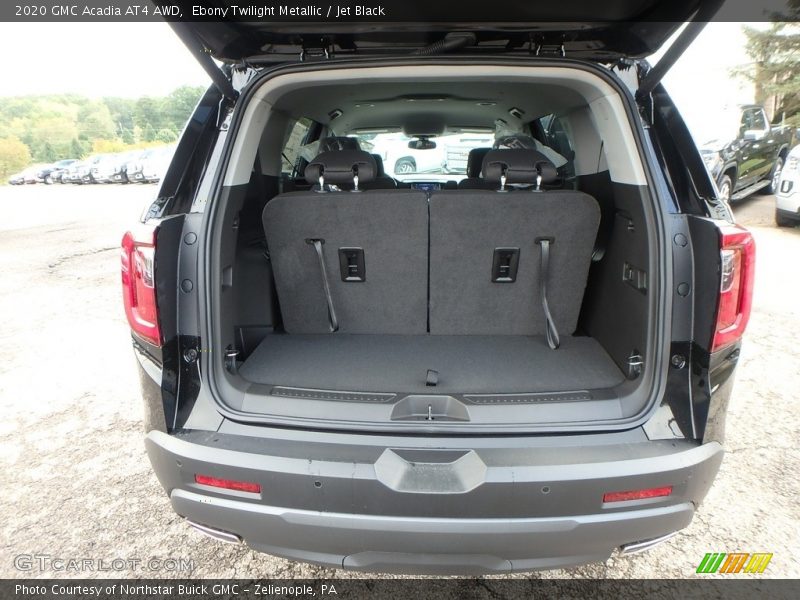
[0,22,210,97]
[0,21,754,129]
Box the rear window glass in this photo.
[348,131,494,179]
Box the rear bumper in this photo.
[172,488,694,573]
[776,207,800,222]
[146,430,723,574]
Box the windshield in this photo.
[348,131,495,180]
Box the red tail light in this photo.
[603,486,672,503]
[121,227,160,346]
[194,474,261,494]
[712,225,755,352]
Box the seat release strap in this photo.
[536,238,560,350]
[307,239,339,332]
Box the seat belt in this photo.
[535,237,560,349]
[307,239,339,332]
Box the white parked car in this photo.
[141,145,176,183]
[358,132,495,178]
[776,145,800,227]
[370,134,446,176]
[8,168,33,185]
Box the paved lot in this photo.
[0,184,798,580]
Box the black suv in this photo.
[124,3,755,574]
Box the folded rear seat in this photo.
[429,149,600,347]
[263,150,429,334]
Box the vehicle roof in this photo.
[273,80,588,134]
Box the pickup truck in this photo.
[699,104,795,202]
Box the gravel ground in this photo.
[0,184,798,581]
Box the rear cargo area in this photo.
[203,64,662,431]
[239,334,624,395]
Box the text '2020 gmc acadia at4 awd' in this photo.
[124,1,755,574]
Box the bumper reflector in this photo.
[194,474,261,493]
[603,486,672,503]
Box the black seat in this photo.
[370,154,397,189]
[263,150,428,334]
[429,149,600,348]
[318,136,362,152]
[457,147,491,189]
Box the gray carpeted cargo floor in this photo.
[239,334,624,394]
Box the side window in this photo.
[534,114,576,182]
[281,117,312,176]
[537,115,575,160]
[740,110,755,133]
[751,110,768,131]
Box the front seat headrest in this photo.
[482,149,558,187]
[305,150,377,187]
[466,147,491,178]
[371,154,387,177]
[318,136,361,153]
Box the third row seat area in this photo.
[249,147,621,395]
[242,143,630,396]
[263,148,600,344]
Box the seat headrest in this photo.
[305,150,378,186]
[318,136,361,153]
[371,154,387,177]
[466,147,491,178]
[482,149,558,186]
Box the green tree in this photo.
[142,123,157,143]
[163,85,204,130]
[740,23,800,124]
[0,86,202,163]
[103,96,136,135]
[120,127,135,145]
[70,138,88,159]
[77,101,116,140]
[155,128,178,143]
[40,142,57,162]
[0,136,32,181]
[26,115,79,162]
[134,97,165,132]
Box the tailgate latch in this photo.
[300,39,333,61]
[534,41,565,57]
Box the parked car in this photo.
[62,161,86,184]
[8,169,30,185]
[37,159,78,184]
[92,152,143,184]
[141,145,176,183]
[695,104,794,202]
[63,157,102,184]
[125,6,755,575]
[89,154,118,184]
[775,144,800,227]
[370,133,447,175]
[22,166,48,184]
[125,148,157,183]
[79,154,108,184]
